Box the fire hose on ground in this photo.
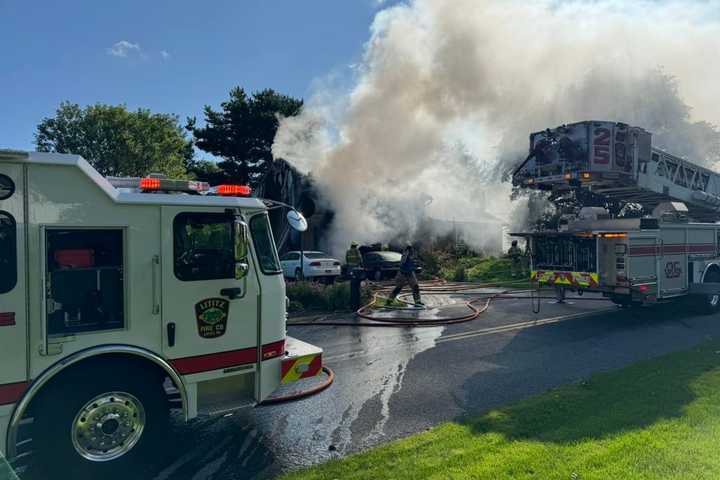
[267,278,610,404]
[259,366,335,405]
[288,279,608,328]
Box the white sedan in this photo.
[280,251,342,281]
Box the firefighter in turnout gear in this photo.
[389,245,423,307]
[346,241,362,269]
[508,240,522,278]
[522,242,532,278]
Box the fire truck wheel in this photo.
[610,294,639,308]
[32,365,169,478]
[701,269,720,314]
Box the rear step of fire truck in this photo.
[195,337,324,415]
[280,337,323,385]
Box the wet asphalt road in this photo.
[147,291,720,480]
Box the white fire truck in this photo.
[513,121,720,311]
[0,150,323,476]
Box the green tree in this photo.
[35,102,193,178]
[186,87,303,185]
[186,159,228,185]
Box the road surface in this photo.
[142,291,720,478]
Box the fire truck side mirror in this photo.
[286,210,308,232]
[234,218,249,261]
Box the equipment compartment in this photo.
[46,229,124,336]
[532,235,597,273]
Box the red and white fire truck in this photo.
[513,121,720,310]
[0,150,323,475]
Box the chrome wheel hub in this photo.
[71,392,145,462]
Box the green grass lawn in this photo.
[282,339,720,480]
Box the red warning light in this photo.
[139,178,161,191]
[217,185,252,197]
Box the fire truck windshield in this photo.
[250,213,282,275]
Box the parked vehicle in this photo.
[362,251,403,281]
[281,251,341,281]
[0,150,324,476]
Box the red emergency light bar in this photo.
[217,185,252,197]
[140,178,161,190]
[139,177,210,193]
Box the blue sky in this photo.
[0,0,391,152]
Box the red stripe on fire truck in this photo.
[171,340,286,375]
[629,243,716,256]
[262,340,285,360]
[0,312,15,326]
[0,381,28,405]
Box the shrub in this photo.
[453,266,467,282]
[286,281,327,311]
[465,257,514,283]
[418,249,442,278]
[438,255,515,284]
[287,300,304,314]
[326,282,351,311]
[286,281,372,313]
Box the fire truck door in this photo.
[160,207,258,367]
[659,229,688,296]
[0,163,28,396]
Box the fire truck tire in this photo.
[32,364,169,479]
[609,294,639,308]
[700,269,720,314]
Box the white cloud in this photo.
[107,40,141,58]
[160,50,170,60]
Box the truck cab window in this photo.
[250,214,282,274]
[174,212,235,281]
[0,212,17,294]
[46,229,124,336]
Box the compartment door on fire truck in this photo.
[659,228,688,296]
[0,163,28,397]
[160,207,258,370]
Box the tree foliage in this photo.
[186,87,303,185]
[35,102,193,178]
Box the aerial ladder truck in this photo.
[512,120,720,311]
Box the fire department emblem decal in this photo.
[195,298,229,339]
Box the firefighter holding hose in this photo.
[388,245,424,307]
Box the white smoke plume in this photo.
[273,0,720,255]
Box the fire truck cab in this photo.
[0,150,323,475]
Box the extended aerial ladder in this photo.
[512,120,720,221]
